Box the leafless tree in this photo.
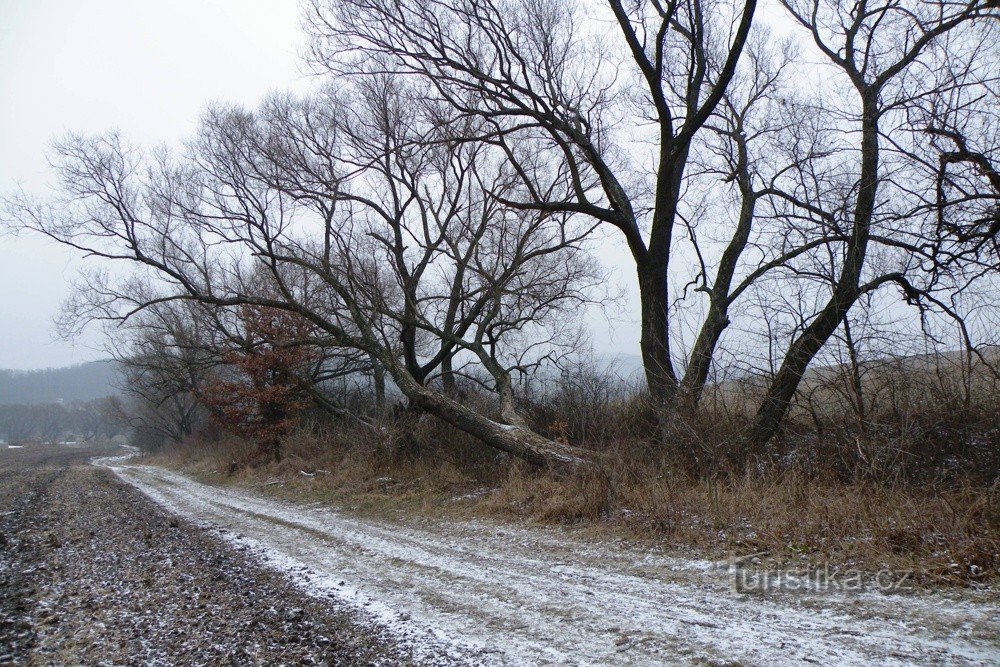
[8,77,601,467]
[6,0,998,464]
[749,0,999,446]
[674,29,835,404]
[305,0,761,405]
[100,298,223,447]
[305,0,999,451]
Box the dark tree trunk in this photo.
[750,94,880,448]
[681,304,730,405]
[388,362,593,469]
[260,400,286,464]
[749,308,849,447]
[267,436,282,464]
[637,250,679,406]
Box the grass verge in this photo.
[147,424,999,590]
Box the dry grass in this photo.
[489,464,999,586]
[148,418,502,517]
[150,408,1000,588]
[144,352,1000,588]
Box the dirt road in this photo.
[0,444,418,666]
[98,452,999,666]
[2,443,997,666]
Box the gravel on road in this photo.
[4,443,998,666]
[0,443,418,666]
[109,455,1000,666]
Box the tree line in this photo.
[0,399,124,444]
[0,361,118,405]
[4,0,999,467]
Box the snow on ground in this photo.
[96,456,1000,666]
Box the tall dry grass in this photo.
[152,353,1000,586]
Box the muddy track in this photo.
[103,456,1000,666]
[0,444,422,666]
[0,452,67,663]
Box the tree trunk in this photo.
[496,371,528,428]
[441,354,457,396]
[681,304,730,406]
[260,400,286,464]
[267,436,282,464]
[389,363,593,469]
[842,318,867,432]
[637,260,679,405]
[750,94,880,448]
[371,355,386,413]
[680,155,756,406]
[749,311,846,447]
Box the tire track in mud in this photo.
[0,446,88,663]
[104,459,1000,666]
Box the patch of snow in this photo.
[98,459,1000,666]
[91,445,141,468]
[448,488,494,503]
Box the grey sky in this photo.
[0,0,657,371]
[0,0,308,369]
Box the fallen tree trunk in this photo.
[389,364,594,470]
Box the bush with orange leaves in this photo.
[201,305,317,465]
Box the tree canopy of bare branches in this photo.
[4,0,998,461]
[7,75,602,467]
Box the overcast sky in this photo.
[0,0,312,370]
[0,0,680,371]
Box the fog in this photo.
[0,0,307,369]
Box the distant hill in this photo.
[0,360,121,405]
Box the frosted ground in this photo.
[100,454,1000,666]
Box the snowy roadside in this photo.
[1,444,416,666]
[99,456,1000,666]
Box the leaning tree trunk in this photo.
[681,302,731,406]
[388,362,593,469]
[750,94,880,448]
[680,160,757,406]
[749,305,852,448]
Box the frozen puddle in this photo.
[99,459,1000,666]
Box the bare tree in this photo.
[107,300,213,446]
[304,0,1000,452]
[8,78,600,467]
[305,0,760,405]
[749,0,999,446]
[675,29,832,404]
[6,0,997,464]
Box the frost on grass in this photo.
[103,458,1000,666]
